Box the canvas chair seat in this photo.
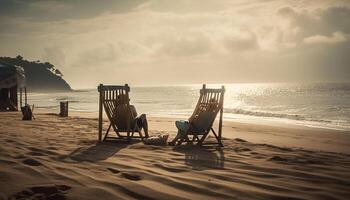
[190,111,216,133]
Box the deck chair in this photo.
[173,84,225,147]
[97,84,147,142]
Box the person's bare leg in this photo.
[168,131,181,145]
[139,114,148,138]
[169,121,190,145]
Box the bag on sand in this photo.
[21,105,33,120]
[143,134,169,145]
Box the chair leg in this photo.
[110,124,121,137]
[103,123,112,141]
[177,134,186,145]
[211,128,224,147]
[185,135,191,144]
[131,128,135,138]
[192,134,200,143]
[125,132,130,143]
[177,137,184,145]
[197,133,209,146]
[178,134,192,145]
[191,135,196,143]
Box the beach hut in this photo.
[0,62,26,111]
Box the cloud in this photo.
[158,33,212,57]
[223,31,259,52]
[1,0,350,87]
[277,6,295,17]
[42,46,66,68]
[0,0,147,21]
[144,0,228,13]
[321,6,350,33]
[277,6,350,42]
[304,32,348,44]
[74,44,117,67]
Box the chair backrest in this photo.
[98,84,135,131]
[189,84,225,132]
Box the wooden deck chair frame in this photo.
[175,84,225,147]
[97,84,145,142]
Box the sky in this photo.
[0,0,349,88]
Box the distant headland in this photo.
[0,55,72,92]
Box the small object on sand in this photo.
[59,101,69,117]
[21,104,34,120]
[143,134,169,145]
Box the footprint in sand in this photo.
[47,147,58,150]
[27,151,45,156]
[5,139,15,143]
[27,147,58,156]
[121,172,142,181]
[14,155,26,159]
[9,184,71,200]
[107,168,141,181]
[107,167,120,174]
[234,147,251,152]
[234,138,247,143]
[22,158,42,166]
[269,156,289,162]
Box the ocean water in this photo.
[28,83,350,131]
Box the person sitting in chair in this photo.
[115,94,149,138]
[168,98,218,145]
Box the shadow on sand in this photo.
[173,145,225,170]
[65,140,140,162]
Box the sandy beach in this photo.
[1,110,350,200]
[1,0,350,199]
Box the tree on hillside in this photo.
[0,55,71,91]
[16,55,23,60]
[43,62,54,70]
[54,69,63,77]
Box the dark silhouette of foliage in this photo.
[54,69,63,77]
[0,56,72,92]
[16,55,23,60]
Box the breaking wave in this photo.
[225,108,332,123]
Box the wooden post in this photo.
[60,102,64,116]
[20,87,22,108]
[218,85,225,146]
[66,101,68,117]
[14,86,18,111]
[98,84,103,141]
[124,84,131,141]
[59,101,69,117]
[24,87,27,105]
